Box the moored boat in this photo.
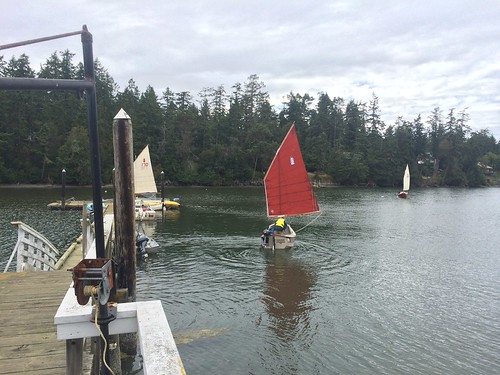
[134,145,180,211]
[135,200,156,221]
[140,197,181,211]
[136,230,160,258]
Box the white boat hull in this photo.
[136,208,157,221]
[261,225,297,250]
[142,199,181,211]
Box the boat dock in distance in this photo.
[48,198,180,210]
[48,199,87,210]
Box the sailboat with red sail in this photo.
[261,123,320,250]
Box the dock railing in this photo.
[54,214,185,374]
[5,221,60,272]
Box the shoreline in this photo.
[0,184,106,189]
[0,183,497,189]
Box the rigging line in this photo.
[294,211,323,233]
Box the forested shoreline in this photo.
[1,50,499,187]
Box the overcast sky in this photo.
[2,0,500,139]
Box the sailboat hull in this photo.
[261,225,297,250]
[398,191,408,199]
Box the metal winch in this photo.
[72,258,115,305]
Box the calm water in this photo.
[1,186,500,374]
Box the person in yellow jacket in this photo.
[261,216,287,246]
[272,216,287,233]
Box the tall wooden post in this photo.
[112,108,137,356]
[112,108,136,300]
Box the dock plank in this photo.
[0,270,74,375]
[0,210,113,374]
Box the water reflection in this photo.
[136,220,157,238]
[159,209,180,222]
[261,249,317,373]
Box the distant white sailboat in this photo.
[398,164,410,199]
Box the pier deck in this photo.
[0,217,95,374]
[47,200,87,210]
[1,208,184,374]
[0,270,78,374]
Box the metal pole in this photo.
[0,29,83,50]
[81,25,110,375]
[98,305,112,375]
[61,169,66,210]
[81,25,105,259]
[0,77,94,90]
[161,171,165,206]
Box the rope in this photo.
[94,300,115,375]
[294,211,323,233]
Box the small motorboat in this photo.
[136,230,160,259]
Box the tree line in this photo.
[1,50,499,187]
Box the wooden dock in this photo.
[1,210,185,375]
[0,216,95,374]
[47,200,87,210]
[0,270,82,374]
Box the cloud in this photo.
[2,0,500,138]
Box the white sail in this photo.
[134,145,158,195]
[402,164,410,192]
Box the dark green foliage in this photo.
[1,51,499,187]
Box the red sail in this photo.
[264,124,320,217]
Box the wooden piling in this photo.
[112,108,137,356]
[112,108,136,301]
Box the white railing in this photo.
[4,221,60,272]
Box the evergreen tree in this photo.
[2,51,500,187]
